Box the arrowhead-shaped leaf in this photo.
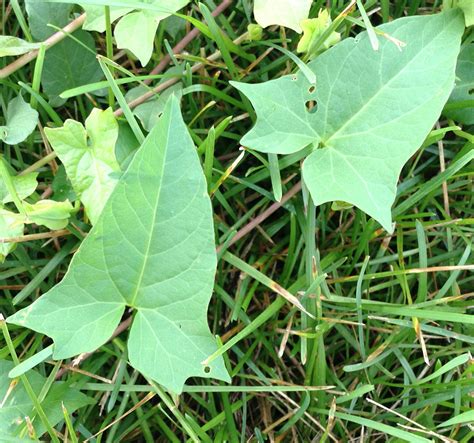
[233,11,464,232]
[45,108,120,225]
[8,96,230,393]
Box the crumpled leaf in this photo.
[8,96,231,394]
[232,11,464,232]
[0,95,39,145]
[0,36,41,57]
[253,0,312,33]
[0,210,24,263]
[297,9,341,58]
[24,199,74,230]
[444,43,474,124]
[45,108,120,225]
[0,360,94,438]
[0,172,38,204]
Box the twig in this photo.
[217,182,302,253]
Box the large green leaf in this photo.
[0,95,39,145]
[233,11,464,232]
[0,360,94,438]
[8,96,230,394]
[45,108,120,225]
[253,0,312,32]
[445,43,474,124]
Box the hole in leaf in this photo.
[158,112,163,119]
[305,100,318,114]
[204,366,211,374]
[308,85,316,94]
[469,88,474,95]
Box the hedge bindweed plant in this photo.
[1,0,473,440]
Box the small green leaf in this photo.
[445,43,474,124]
[0,210,24,263]
[0,359,94,438]
[247,24,263,41]
[297,10,341,58]
[457,0,474,26]
[0,95,39,145]
[24,199,74,230]
[113,0,189,66]
[8,96,230,394]
[0,36,41,57]
[25,0,73,41]
[126,68,183,132]
[41,30,103,104]
[253,0,312,33]
[81,4,132,32]
[438,409,474,428]
[0,172,38,204]
[233,11,464,232]
[45,108,120,225]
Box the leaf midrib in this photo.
[128,114,171,307]
[323,13,455,146]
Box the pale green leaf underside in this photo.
[85,0,190,66]
[45,108,120,225]
[0,95,39,145]
[0,210,24,263]
[253,0,312,33]
[8,96,230,394]
[233,11,464,232]
[0,36,41,57]
[0,172,38,204]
